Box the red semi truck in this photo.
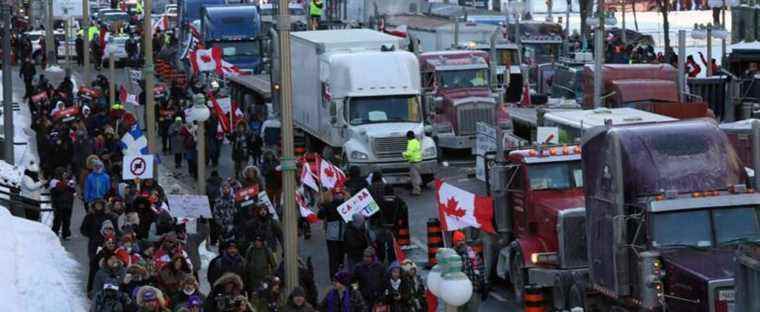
[420,50,499,152]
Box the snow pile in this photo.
[0,161,23,187]
[0,207,87,312]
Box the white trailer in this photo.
[290,29,437,184]
[384,14,499,53]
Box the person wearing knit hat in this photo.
[401,259,427,312]
[283,286,315,312]
[452,230,466,245]
[319,271,366,312]
[353,246,386,307]
[453,231,489,311]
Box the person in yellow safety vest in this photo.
[402,130,422,195]
[135,0,144,15]
[88,25,99,41]
[309,0,323,30]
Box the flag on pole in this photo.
[296,187,319,223]
[300,161,319,191]
[318,157,346,189]
[189,47,222,75]
[435,179,495,233]
[120,124,150,156]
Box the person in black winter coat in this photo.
[80,200,119,259]
[207,240,246,288]
[51,171,76,239]
[343,213,369,272]
[20,57,36,99]
[344,166,369,196]
[317,190,347,278]
[75,34,83,66]
[353,247,387,307]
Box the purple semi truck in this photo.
[575,119,760,312]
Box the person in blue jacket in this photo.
[85,159,111,211]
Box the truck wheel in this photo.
[510,248,526,304]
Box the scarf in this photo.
[326,288,351,312]
[390,278,401,290]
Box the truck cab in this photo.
[460,41,524,103]
[200,5,262,73]
[419,50,497,151]
[580,120,758,311]
[494,145,587,305]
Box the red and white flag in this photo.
[219,60,243,78]
[209,95,231,133]
[296,187,319,223]
[119,85,138,105]
[319,158,345,189]
[189,47,222,75]
[152,14,169,32]
[300,161,319,191]
[435,179,494,233]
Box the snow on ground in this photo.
[0,72,39,171]
[0,206,87,312]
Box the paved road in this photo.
[9,62,521,311]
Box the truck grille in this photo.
[457,103,495,135]
[373,137,408,159]
[557,208,588,269]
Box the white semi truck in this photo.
[290,29,437,184]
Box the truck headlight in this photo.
[715,288,734,312]
[350,151,368,160]
[424,146,437,158]
[530,252,558,265]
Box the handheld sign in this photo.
[122,154,154,180]
[167,195,212,219]
[337,188,380,223]
[235,185,259,208]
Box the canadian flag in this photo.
[300,161,319,191]
[209,95,231,133]
[219,60,243,78]
[189,47,222,75]
[296,187,319,223]
[319,157,346,189]
[435,179,495,233]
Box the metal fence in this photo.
[0,181,51,221]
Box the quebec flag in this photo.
[121,124,150,156]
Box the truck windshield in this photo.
[438,69,489,89]
[527,160,583,190]
[652,207,760,248]
[652,210,712,248]
[218,41,260,61]
[347,96,421,125]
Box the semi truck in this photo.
[200,5,262,73]
[576,119,759,311]
[419,50,498,151]
[290,29,437,184]
[580,64,711,119]
[384,14,499,53]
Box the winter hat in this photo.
[401,259,417,272]
[363,246,376,257]
[351,213,365,227]
[452,231,466,244]
[142,289,157,301]
[388,261,401,274]
[290,286,306,299]
[334,271,352,286]
[100,220,115,236]
[187,295,202,307]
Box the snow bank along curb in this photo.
[0,206,87,312]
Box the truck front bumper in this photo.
[528,267,589,288]
[349,159,437,185]
[437,133,475,150]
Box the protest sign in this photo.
[337,188,380,222]
[167,195,212,219]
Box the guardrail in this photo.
[0,181,52,221]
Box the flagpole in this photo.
[144,0,158,157]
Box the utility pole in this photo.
[621,1,626,45]
[144,0,157,154]
[46,0,55,66]
[109,49,115,106]
[65,17,71,77]
[278,0,299,294]
[3,3,13,164]
[678,30,685,103]
[83,0,90,82]
[593,1,605,108]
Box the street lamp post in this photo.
[427,248,474,311]
[187,94,210,193]
[144,0,157,155]
[107,41,116,106]
[83,0,90,82]
[587,11,617,109]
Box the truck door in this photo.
[507,164,528,235]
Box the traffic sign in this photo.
[53,0,83,18]
[122,154,155,180]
